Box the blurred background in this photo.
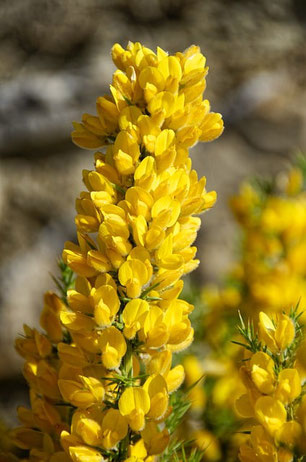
[1,0,306,422]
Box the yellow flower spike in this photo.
[100,408,128,450]
[99,326,127,369]
[143,374,169,421]
[10,42,223,461]
[275,368,301,404]
[254,396,287,435]
[258,312,295,352]
[141,422,170,455]
[118,387,150,432]
[250,351,275,394]
[122,299,149,339]
[92,284,120,327]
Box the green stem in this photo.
[117,342,133,460]
[122,341,133,380]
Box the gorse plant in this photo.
[180,158,306,461]
[237,308,306,461]
[5,42,223,462]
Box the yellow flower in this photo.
[254,396,287,436]
[40,292,65,343]
[69,445,104,462]
[128,439,147,459]
[93,284,120,327]
[119,387,150,431]
[58,376,104,408]
[99,326,127,369]
[122,299,149,339]
[258,312,295,352]
[100,409,128,450]
[141,422,170,455]
[275,368,301,404]
[143,374,169,421]
[250,351,275,394]
[118,259,152,298]
[275,420,302,448]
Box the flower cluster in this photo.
[229,160,306,321]
[237,309,306,461]
[180,158,306,461]
[7,42,223,462]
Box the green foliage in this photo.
[166,389,192,435]
[51,259,75,303]
[232,311,261,353]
